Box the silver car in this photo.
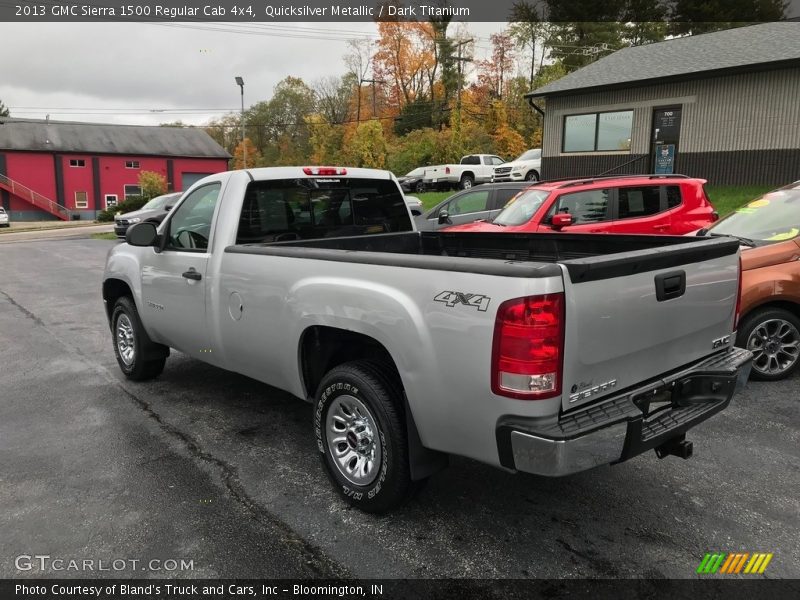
[0,207,8,227]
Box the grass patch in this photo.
[704,185,773,218]
[91,232,119,240]
[416,191,452,211]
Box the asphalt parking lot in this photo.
[1,237,798,580]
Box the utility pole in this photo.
[453,39,473,134]
[235,76,246,168]
[360,78,384,119]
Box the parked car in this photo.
[698,182,800,380]
[423,154,505,191]
[445,174,718,236]
[104,166,751,513]
[493,148,542,183]
[404,195,423,216]
[397,168,426,194]
[114,192,182,238]
[416,182,530,231]
[0,206,8,227]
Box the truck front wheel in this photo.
[314,361,418,513]
[111,296,168,381]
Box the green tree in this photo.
[345,120,387,168]
[307,115,345,165]
[138,171,167,199]
[508,1,547,86]
[670,0,786,35]
[0,99,9,117]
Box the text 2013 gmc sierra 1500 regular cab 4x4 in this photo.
[103,167,752,513]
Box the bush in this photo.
[96,196,148,222]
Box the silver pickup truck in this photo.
[103,167,752,513]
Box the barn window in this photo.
[124,185,141,199]
[69,159,86,167]
[74,191,88,209]
[563,110,633,153]
[125,160,141,169]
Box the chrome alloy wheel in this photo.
[116,314,136,366]
[747,318,800,377]
[326,395,382,486]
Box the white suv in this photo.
[493,148,542,183]
[0,207,9,227]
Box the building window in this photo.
[74,191,89,209]
[105,194,118,208]
[563,110,633,153]
[69,159,86,167]
[124,185,141,199]
[125,160,140,169]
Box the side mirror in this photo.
[126,221,158,247]
[438,210,451,225]
[551,213,573,230]
[165,205,174,211]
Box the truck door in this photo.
[138,183,221,358]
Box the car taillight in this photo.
[491,293,564,400]
[303,167,347,176]
[445,166,451,175]
[734,256,743,330]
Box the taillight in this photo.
[303,167,347,176]
[734,256,743,330]
[445,166,451,175]
[491,293,564,400]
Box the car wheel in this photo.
[737,307,800,381]
[414,181,425,193]
[525,170,540,182]
[314,361,420,513]
[460,174,474,190]
[111,296,168,381]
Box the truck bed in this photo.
[226,231,740,283]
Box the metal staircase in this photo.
[0,174,70,220]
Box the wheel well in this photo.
[460,171,474,180]
[742,300,800,325]
[300,326,400,399]
[103,278,133,324]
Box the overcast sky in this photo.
[0,22,506,127]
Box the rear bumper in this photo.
[497,347,752,476]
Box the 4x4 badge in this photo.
[434,291,491,312]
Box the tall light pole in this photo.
[235,76,246,168]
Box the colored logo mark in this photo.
[696,552,773,574]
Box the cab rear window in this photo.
[236,178,412,244]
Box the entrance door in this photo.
[651,107,682,174]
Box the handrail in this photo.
[0,173,70,219]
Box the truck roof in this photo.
[242,167,396,182]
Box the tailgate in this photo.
[559,238,741,412]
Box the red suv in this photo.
[445,175,718,235]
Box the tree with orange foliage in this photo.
[476,31,516,100]
[231,138,262,170]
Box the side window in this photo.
[462,155,480,165]
[448,190,491,216]
[167,183,221,250]
[494,188,523,208]
[617,186,662,219]
[666,185,682,208]
[550,189,611,224]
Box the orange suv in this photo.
[700,182,800,380]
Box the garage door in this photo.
[181,173,212,190]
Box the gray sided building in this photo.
[527,22,800,186]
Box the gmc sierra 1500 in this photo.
[103,167,751,513]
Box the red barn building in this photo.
[0,118,230,221]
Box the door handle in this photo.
[655,270,685,301]
[653,224,670,231]
[182,268,202,281]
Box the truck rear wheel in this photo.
[459,174,474,190]
[314,361,418,513]
[111,296,168,381]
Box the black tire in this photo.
[314,361,419,513]
[111,296,168,381]
[459,174,474,190]
[736,307,800,381]
[525,170,540,182]
[414,181,425,193]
